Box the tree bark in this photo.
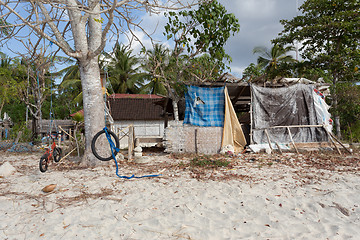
[332,75,341,138]
[68,0,107,166]
[78,57,106,166]
[172,100,179,122]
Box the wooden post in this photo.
[264,129,273,152]
[249,86,254,145]
[195,128,198,154]
[58,129,62,147]
[128,125,134,160]
[287,127,299,154]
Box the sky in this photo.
[2,0,305,79]
[116,0,306,78]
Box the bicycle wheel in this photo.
[39,154,49,173]
[53,147,62,162]
[91,129,120,161]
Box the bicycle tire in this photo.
[39,154,49,173]
[53,147,62,162]
[91,129,120,161]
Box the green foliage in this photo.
[252,43,295,79]
[72,112,84,123]
[2,102,26,124]
[274,0,360,136]
[106,43,147,94]
[140,44,169,95]
[343,120,360,143]
[274,0,360,82]
[190,155,230,168]
[185,54,222,82]
[58,63,83,106]
[10,122,32,142]
[334,83,360,139]
[0,18,12,36]
[243,63,265,81]
[164,0,240,73]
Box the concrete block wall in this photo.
[164,123,223,154]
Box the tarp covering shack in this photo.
[183,85,246,154]
[251,83,330,144]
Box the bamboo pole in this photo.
[255,124,323,130]
[61,147,77,161]
[264,129,273,152]
[287,127,299,154]
[275,142,283,154]
[324,126,341,155]
[328,129,352,154]
[58,126,76,141]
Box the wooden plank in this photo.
[137,137,163,144]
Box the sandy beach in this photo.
[0,149,359,240]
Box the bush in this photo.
[9,122,32,142]
[343,120,360,143]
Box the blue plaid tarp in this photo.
[184,86,225,127]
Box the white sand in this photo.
[0,151,359,239]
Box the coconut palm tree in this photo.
[253,43,295,79]
[58,62,83,105]
[140,44,169,96]
[106,43,147,94]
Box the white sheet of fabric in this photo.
[313,91,332,132]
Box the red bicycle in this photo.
[39,137,62,173]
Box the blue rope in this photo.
[103,127,161,179]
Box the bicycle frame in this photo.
[44,140,57,161]
[39,136,62,173]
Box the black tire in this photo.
[91,129,119,161]
[53,147,62,162]
[39,154,49,173]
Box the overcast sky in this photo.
[116,0,306,78]
[222,0,305,77]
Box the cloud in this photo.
[105,0,306,77]
[220,0,305,76]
